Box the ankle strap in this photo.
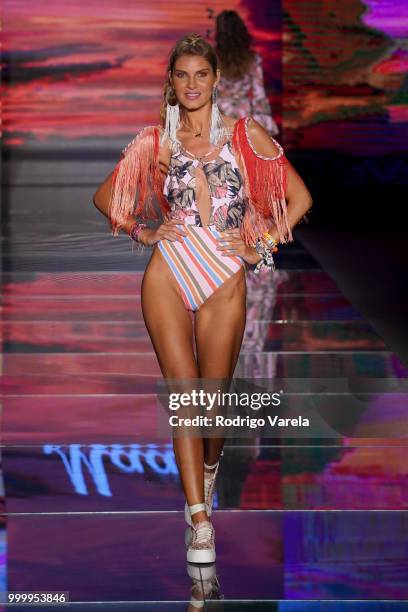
[204,460,219,470]
[204,450,223,471]
[189,503,207,516]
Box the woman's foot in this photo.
[185,503,216,563]
[187,519,216,563]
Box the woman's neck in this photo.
[180,106,212,138]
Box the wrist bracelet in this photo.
[253,237,277,274]
[263,232,278,250]
[129,221,147,244]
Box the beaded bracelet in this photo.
[129,221,147,244]
[254,239,275,274]
[253,233,279,274]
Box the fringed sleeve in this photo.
[108,125,170,236]
[232,116,293,246]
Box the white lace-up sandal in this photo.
[184,459,221,527]
[186,503,216,563]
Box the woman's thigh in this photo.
[141,247,198,379]
[195,266,247,378]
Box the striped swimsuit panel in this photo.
[157,225,243,312]
[158,139,246,312]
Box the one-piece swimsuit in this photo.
[158,136,248,312]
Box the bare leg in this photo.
[142,248,206,524]
[142,248,246,526]
[195,266,247,466]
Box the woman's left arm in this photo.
[247,119,313,242]
[218,119,312,264]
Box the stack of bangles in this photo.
[253,232,279,274]
[129,221,147,244]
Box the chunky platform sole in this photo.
[187,547,216,563]
[185,527,216,563]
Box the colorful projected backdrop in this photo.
[2,0,407,155]
[2,0,281,147]
[283,0,408,154]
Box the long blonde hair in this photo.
[160,33,219,125]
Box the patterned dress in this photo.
[217,53,279,136]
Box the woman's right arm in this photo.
[92,168,187,245]
[93,171,112,219]
[93,172,144,237]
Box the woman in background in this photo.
[215,9,279,136]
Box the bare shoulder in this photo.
[246,117,283,159]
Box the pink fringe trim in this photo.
[109,126,170,236]
[232,117,293,246]
[109,119,292,245]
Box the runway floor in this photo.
[1,235,408,609]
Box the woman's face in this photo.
[171,55,219,111]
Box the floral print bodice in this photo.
[163,139,247,231]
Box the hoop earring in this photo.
[210,85,225,146]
